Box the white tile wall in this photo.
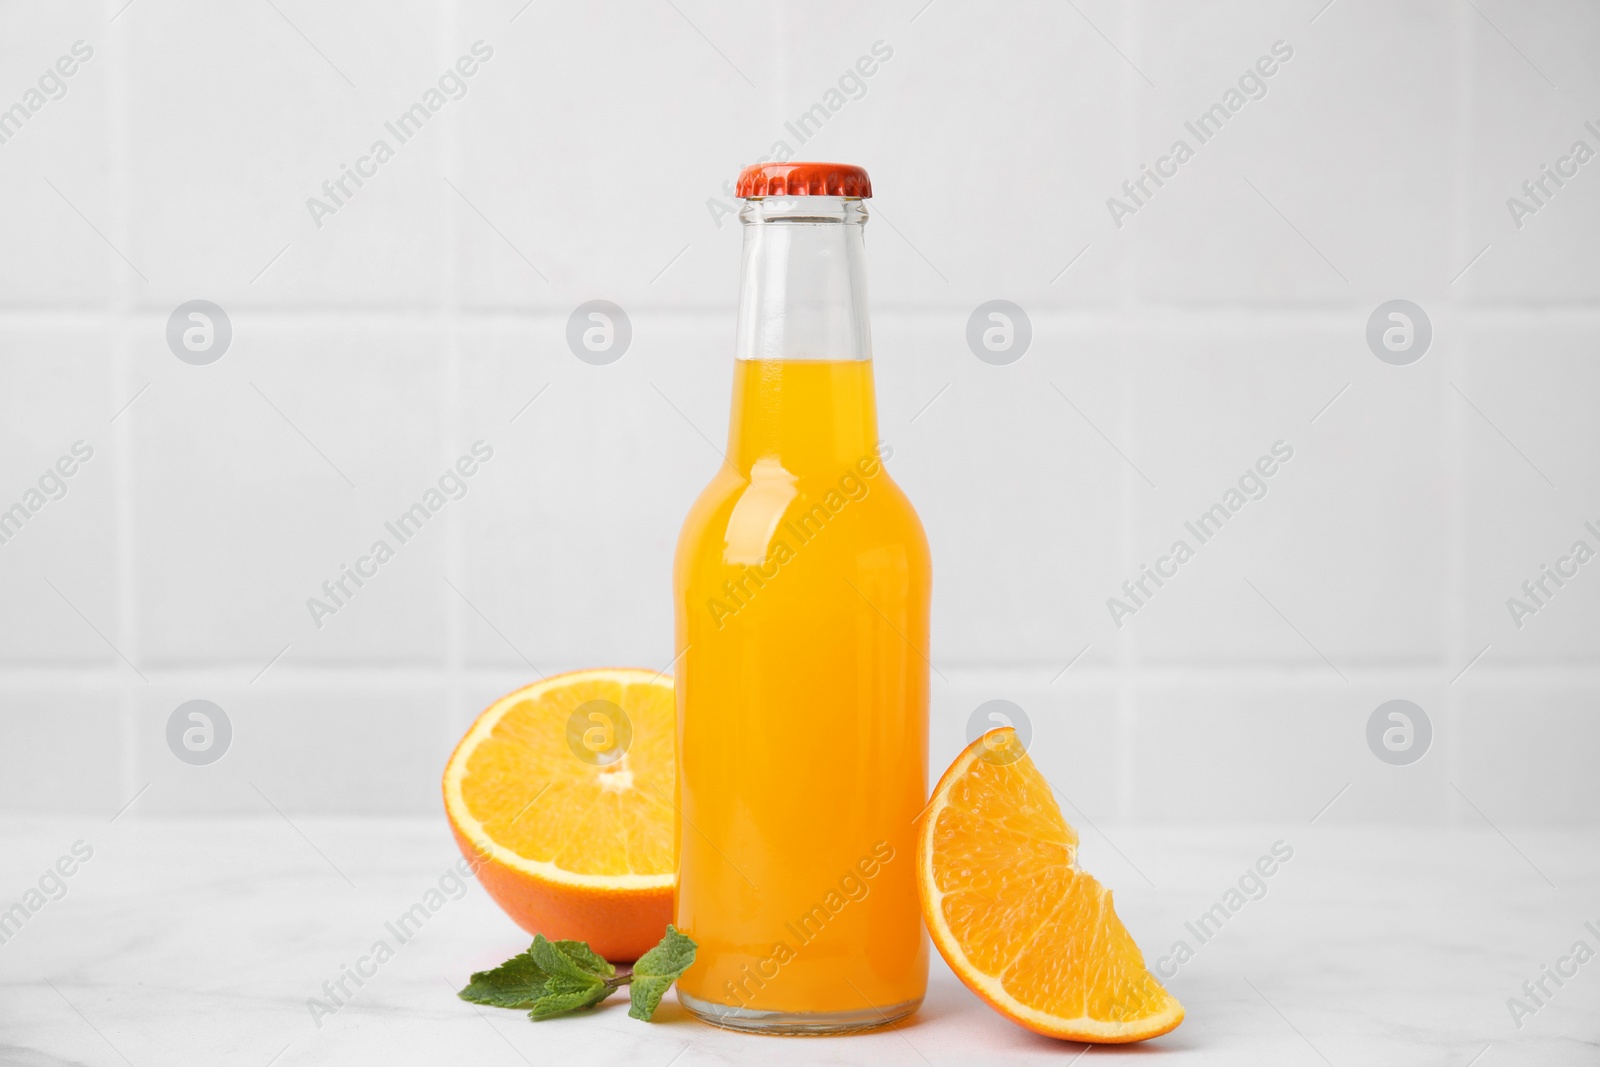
[1459,686,1600,825]
[1463,0,1600,304]
[123,0,451,310]
[0,3,112,308]
[0,687,125,814]
[454,1,771,313]
[1135,0,1465,305]
[0,334,116,665]
[131,682,449,816]
[1,0,1596,822]
[128,321,452,666]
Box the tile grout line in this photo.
[107,0,141,805]
[4,306,1600,332]
[3,661,1598,686]
[441,0,466,754]
[1444,0,1475,827]
[1112,0,1146,824]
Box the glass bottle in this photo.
[672,162,931,1034]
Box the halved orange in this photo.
[443,668,676,961]
[917,728,1183,1043]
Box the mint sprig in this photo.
[458,927,696,1023]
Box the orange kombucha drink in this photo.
[672,164,930,1033]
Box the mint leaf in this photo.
[543,973,610,996]
[529,983,612,1020]
[458,948,552,1009]
[628,975,676,1021]
[632,925,696,980]
[529,934,612,985]
[628,925,697,1021]
[549,940,616,980]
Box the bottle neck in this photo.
[728,196,876,474]
[734,196,872,363]
[726,358,878,474]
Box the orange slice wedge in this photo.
[443,668,676,961]
[917,728,1183,1043]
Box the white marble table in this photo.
[2,818,1596,1066]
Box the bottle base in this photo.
[676,990,923,1036]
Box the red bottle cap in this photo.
[736,162,872,199]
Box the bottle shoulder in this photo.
[674,459,928,579]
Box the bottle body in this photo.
[672,188,930,1032]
